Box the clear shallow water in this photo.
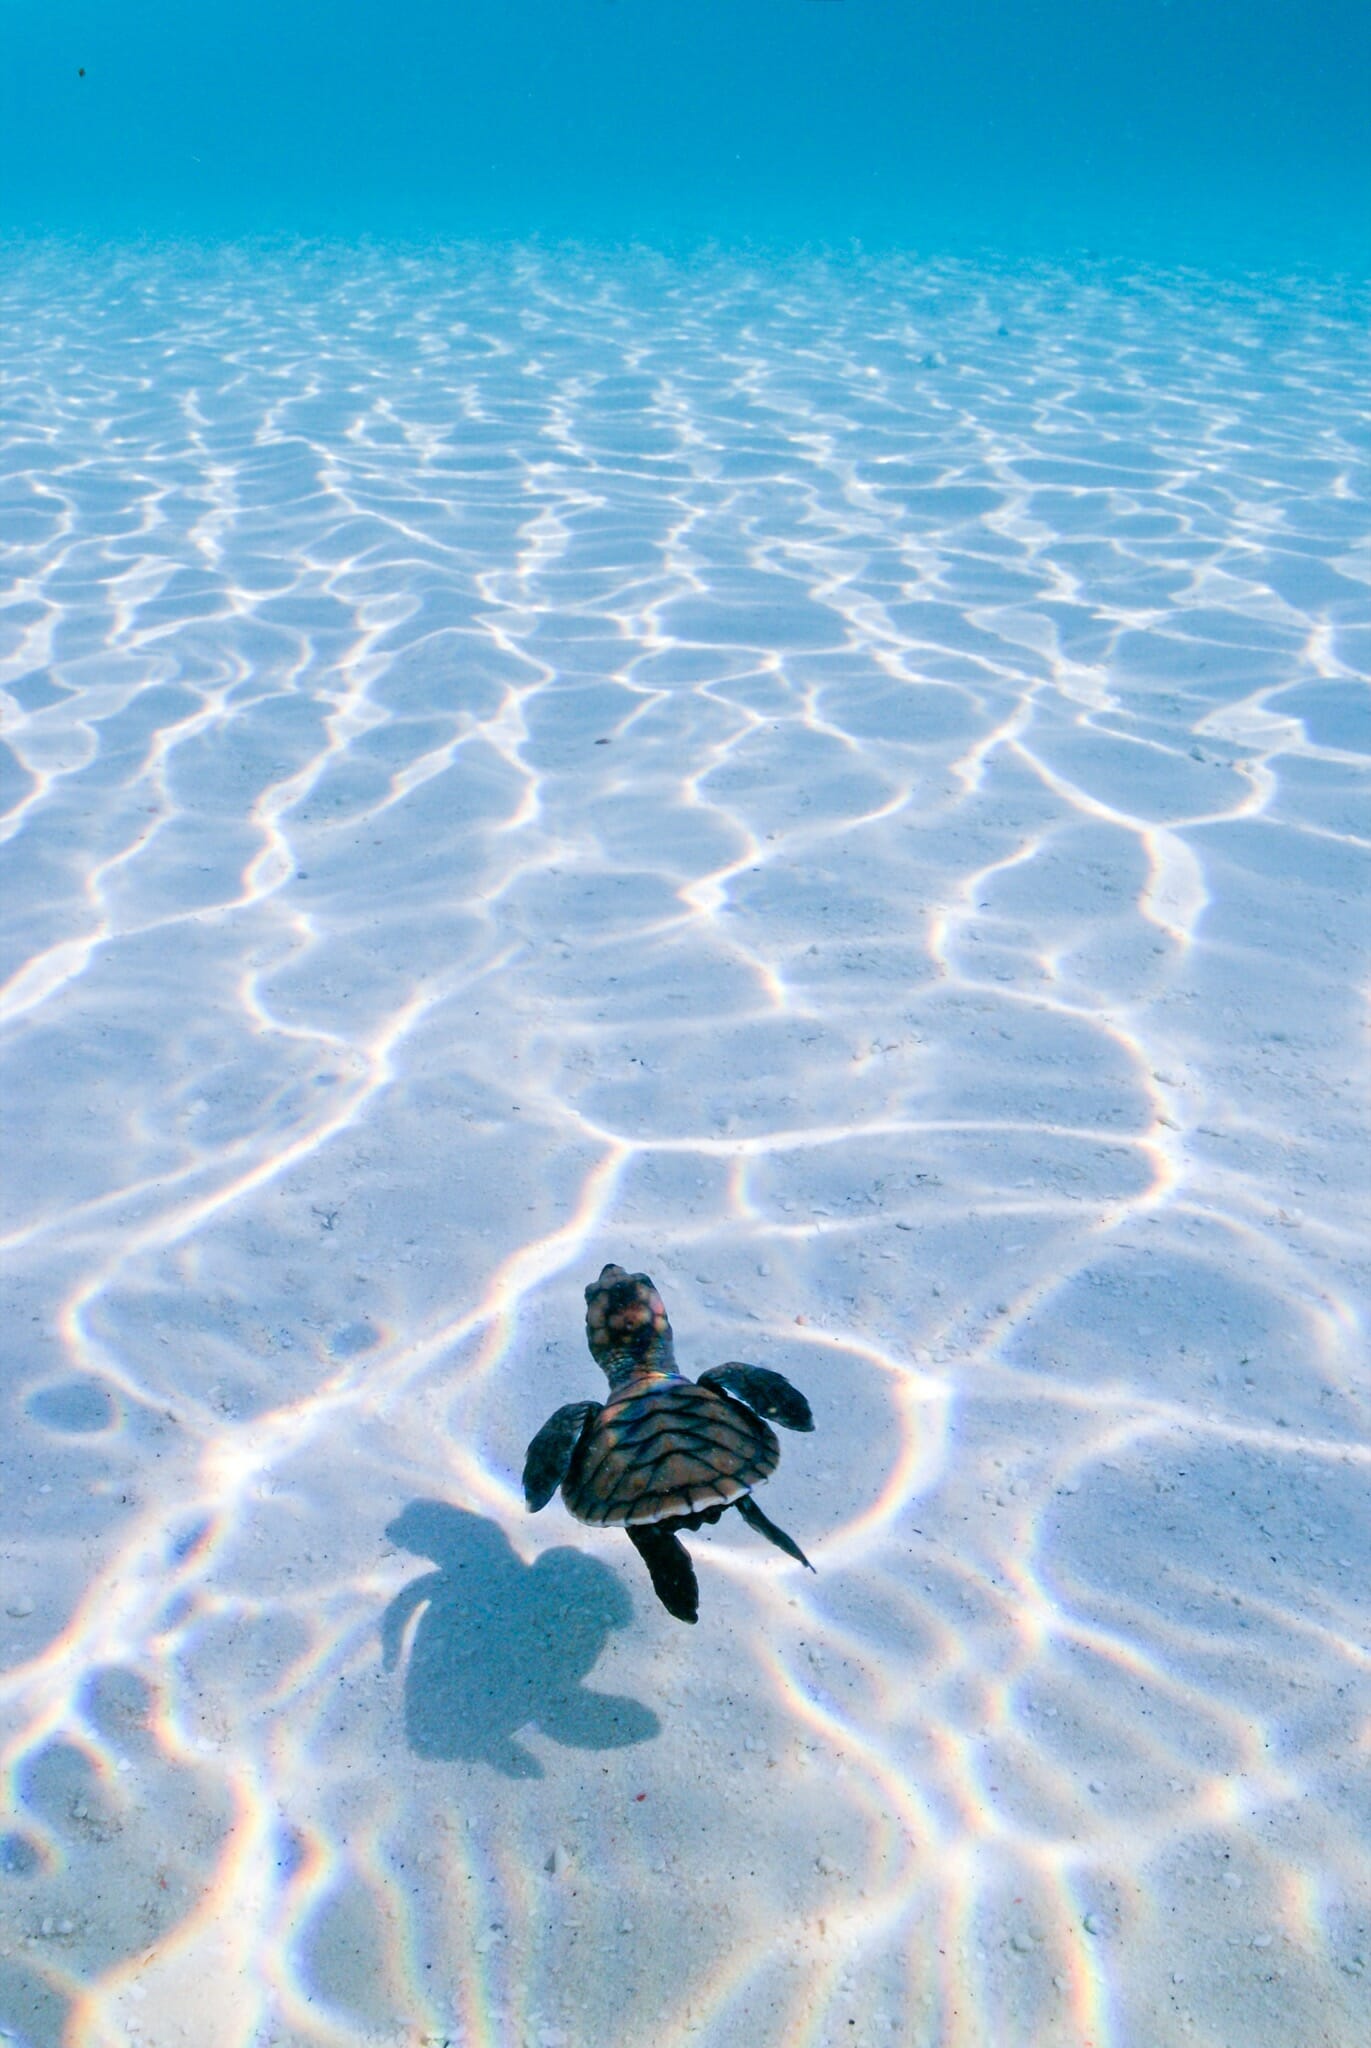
[0,244,1368,2048]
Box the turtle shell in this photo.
[562,1376,779,1528]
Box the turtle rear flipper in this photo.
[699,1363,813,1432]
[626,1525,699,1624]
[523,1400,601,1511]
[736,1492,815,1572]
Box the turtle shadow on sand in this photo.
[381,1501,659,1779]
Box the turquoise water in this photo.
[3,0,1369,267]
[1,11,1369,2048]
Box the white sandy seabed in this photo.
[0,244,1367,2048]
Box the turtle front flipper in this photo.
[735,1492,815,1571]
[523,1401,601,1511]
[698,1363,813,1432]
[625,1525,699,1624]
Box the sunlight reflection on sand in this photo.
[0,243,1367,2048]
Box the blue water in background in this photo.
[3,0,1368,269]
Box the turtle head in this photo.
[585,1263,677,1385]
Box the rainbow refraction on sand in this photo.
[0,239,1367,2048]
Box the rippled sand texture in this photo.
[1,246,1368,2048]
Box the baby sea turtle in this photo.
[523,1263,815,1623]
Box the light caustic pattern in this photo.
[0,245,1367,2048]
